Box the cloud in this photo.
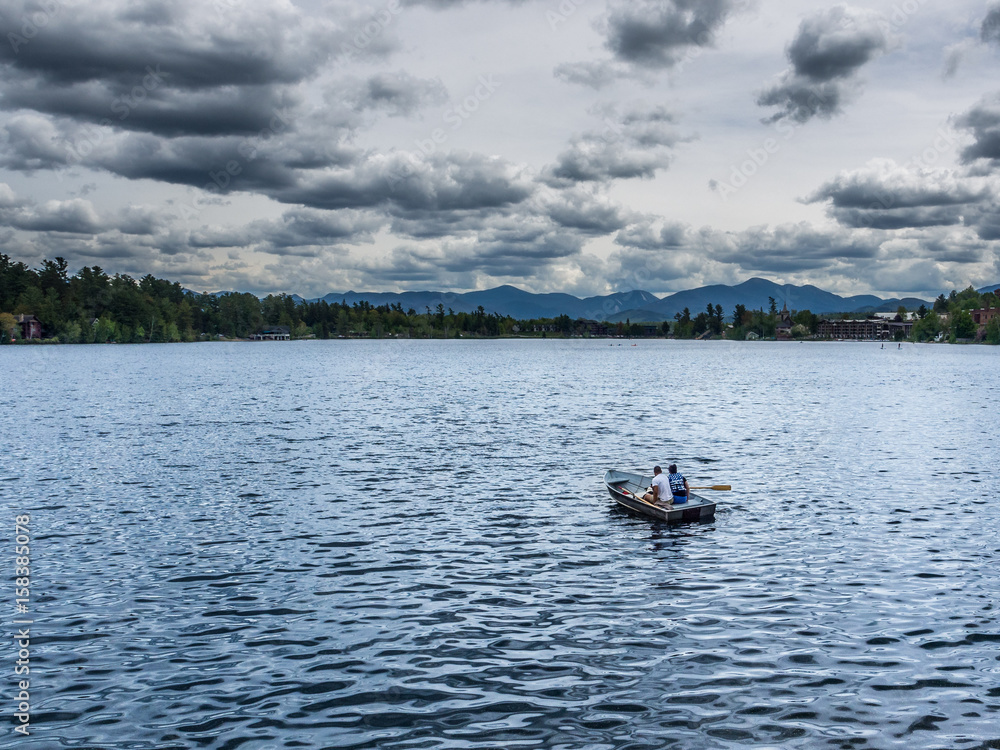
[615,221,688,250]
[543,104,682,185]
[982,3,1000,45]
[604,0,737,69]
[400,0,528,6]
[956,93,1000,164]
[0,1,359,89]
[806,159,989,230]
[612,218,885,284]
[0,0,396,144]
[347,71,449,116]
[553,62,630,90]
[542,188,633,235]
[0,185,168,237]
[2,198,104,234]
[278,152,533,213]
[189,208,383,256]
[0,113,69,170]
[554,0,741,87]
[757,6,890,123]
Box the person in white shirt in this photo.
[643,466,672,506]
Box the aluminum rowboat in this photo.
[605,468,716,523]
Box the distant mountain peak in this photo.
[301,280,940,323]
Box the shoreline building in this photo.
[971,290,1000,335]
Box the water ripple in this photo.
[1,340,998,749]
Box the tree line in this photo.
[1,255,997,344]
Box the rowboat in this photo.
[604,469,716,523]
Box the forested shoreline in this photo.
[1,255,997,344]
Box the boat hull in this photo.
[604,469,716,523]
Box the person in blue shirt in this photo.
[667,464,690,504]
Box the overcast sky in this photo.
[1,0,999,298]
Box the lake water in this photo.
[2,340,998,750]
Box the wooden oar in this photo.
[617,485,665,508]
[690,485,731,491]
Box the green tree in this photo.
[985,317,1000,345]
[0,312,16,343]
[95,315,116,343]
[59,321,82,344]
[911,311,942,342]
[0,254,35,312]
[952,309,976,339]
[70,266,111,318]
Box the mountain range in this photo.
[190,278,1000,322]
[311,278,936,322]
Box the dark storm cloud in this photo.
[808,164,987,209]
[826,205,967,230]
[968,202,1000,240]
[718,223,881,272]
[278,152,533,213]
[917,235,987,264]
[1,79,302,138]
[604,0,736,69]
[756,79,848,123]
[554,0,741,88]
[86,133,304,192]
[544,194,631,235]
[0,1,346,88]
[543,104,681,185]
[249,209,384,253]
[807,160,989,231]
[0,0,396,143]
[758,6,889,124]
[981,3,1000,45]
[956,94,1000,164]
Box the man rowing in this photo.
[643,466,672,506]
